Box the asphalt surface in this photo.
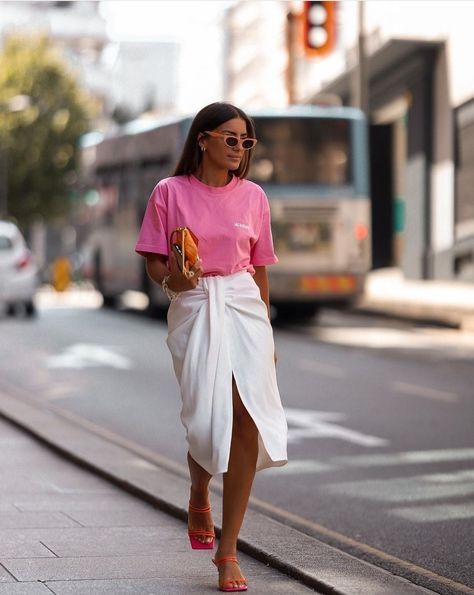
[0,296,473,594]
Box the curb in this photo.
[0,388,438,595]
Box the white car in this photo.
[0,221,39,316]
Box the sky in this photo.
[99,1,235,112]
[99,1,233,42]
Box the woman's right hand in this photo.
[166,251,203,292]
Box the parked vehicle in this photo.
[0,221,39,317]
[80,106,370,318]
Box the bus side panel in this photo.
[84,120,189,305]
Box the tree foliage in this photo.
[0,34,95,228]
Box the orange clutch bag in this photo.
[170,227,200,279]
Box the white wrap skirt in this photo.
[166,270,288,476]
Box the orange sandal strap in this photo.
[213,555,239,567]
[188,529,215,537]
[221,578,247,587]
[188,502,211,513]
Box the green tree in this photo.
[0,34,95,228]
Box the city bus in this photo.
[79,105,370,318]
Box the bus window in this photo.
[249,117,351,186]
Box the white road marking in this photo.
[264,453,474,525]
[263,450,474,475]
[419,469,474,483]
[297,358,346,378]
[392,381,458,402]
[284,408,389,447]
[335,448,474,468]
[46,344,132,370]
[262,460,336,475]
[323,474,474,502]
[390,502,474,522]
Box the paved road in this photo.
[1,294,473,594]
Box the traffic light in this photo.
[303,1,336,57]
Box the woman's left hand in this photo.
[167,252,203,292]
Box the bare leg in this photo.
[187,452,214,544]
[214,377,258,589]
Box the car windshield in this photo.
[249,117,351,186]
[0,235,13,250]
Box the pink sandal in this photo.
[212,556,248,592]
[188,502,215,550]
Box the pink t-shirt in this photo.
[135,174,278,276]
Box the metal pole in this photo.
[285,10,297,105]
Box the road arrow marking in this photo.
[284,408,388,447]
[46,344,132,370]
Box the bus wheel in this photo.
[101,294,118,308]
[147,303,169,319]
[275,303,319,322]
[25,300,37,317]
[93,250,117,308]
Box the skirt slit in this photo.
[166,270,287,476]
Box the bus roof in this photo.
[80,104,365,148]
[248,105,365,120]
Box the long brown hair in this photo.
[173,102,256,179]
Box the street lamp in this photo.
[0,94,32,219]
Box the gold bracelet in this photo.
[161,274,179,301]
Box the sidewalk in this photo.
[357,268,474,330]
[0,388,438,595]
[0,416,316,595]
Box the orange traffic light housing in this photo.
[303,1,336,57]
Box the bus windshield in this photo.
[249,117,351,186]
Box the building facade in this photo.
[224,0,474,283]
[0,2,180,126]
[0,1,110,121]
[224,1,290,109]
[300,1,474,282]
[104,41,178,120]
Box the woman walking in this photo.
[135,102,288,592]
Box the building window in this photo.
[455,99,474,238]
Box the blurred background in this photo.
[0,0,473,316]
[1,4,474,594]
